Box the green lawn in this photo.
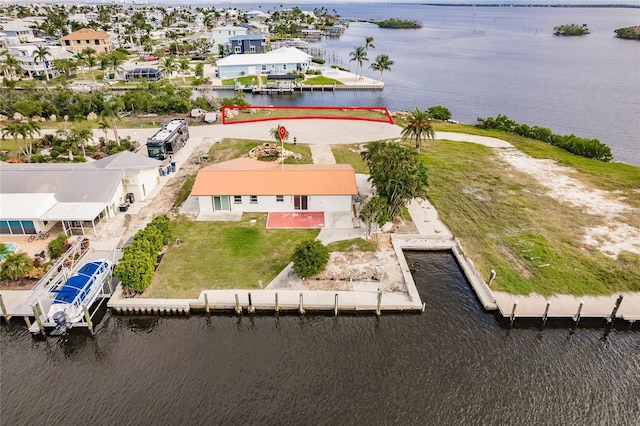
[147,214,319,298]
[327,238,377,252]
[224,107,390,124]
[208,138,312,164]
[303,76,343,85]
[330,144,369,173]
[222,75,266,86]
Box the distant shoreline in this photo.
[420,3,640,8]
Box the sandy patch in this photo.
[497,149,640,257]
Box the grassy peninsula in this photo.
[375,18,421,29]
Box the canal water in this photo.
[1,251,638,424]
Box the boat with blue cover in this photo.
[47,259,113,332]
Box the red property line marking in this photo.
[221,106,394,125]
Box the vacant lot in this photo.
[147,214,319,298]
[223,107,391,124]
[332,134,640,296]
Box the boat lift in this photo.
[7,237,118,336]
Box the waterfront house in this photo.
[216,47,311,78]
[190,158,357,214]
[61,28,113,55]
[211,26,247,50]
[0,152,161,237]
[227,34,268,55]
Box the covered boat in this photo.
[47,259,112,331]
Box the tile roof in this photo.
[191,158,357,196]
[61,28,110,41]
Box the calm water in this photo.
[213,4,640,164]
[2,252,639,424]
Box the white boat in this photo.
[47,259,112,331]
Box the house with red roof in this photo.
[190,158,358,215]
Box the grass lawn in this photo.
[303,76,343,85]
[224,107,390,124]
[330,144,369,173]
[423,139,640,296]
[147,214,319,298]
[327,238,377,252]
[208,138,312,164]
[222,75,266,86]
[432,122,640,208]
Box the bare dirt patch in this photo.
[498,149,640,257]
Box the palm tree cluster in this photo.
[349,37,395,82]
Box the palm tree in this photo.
[70,124,93,157]
[400,108,436,154]
[158,56,177,82]
[33,46,51,81]
[349,46,368,80]
[101,97,124,146]
[82,47,97,81]
[109,52,125,81]
[98,54,110,80]
[370,54,394,82]
[365,36,375,51]
[4,54,22,79]
[177,57,190,83]
[74,52,86,78]
[98,119,110,142]
[0,252,33,281]
[269,123,290,143]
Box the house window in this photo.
[95,39,100,45]
[234,46,241,54]
[234,195,242,204]
[65,40,70,46]
[276,195,284,202]
[283,64,287,70]
[261,65,266,71]
[250,195,258,204]
[250,46,255,53]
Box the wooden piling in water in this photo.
[204,293,210,313]
[510,301,518,327]
[299,293,305,315]
[83,305,93,335]
[609,295,623,324]
[234,294,242,315]
[0,294,9,322]
[32,304,44,334]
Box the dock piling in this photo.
[32,304,44,335]
[299,292,305,315]
[24,316,32,328]
[0,294,9,322]
[608,295,623,324]
[542,301,551,328]
[376,290,382,316]
[83,305,93,335]
[275,292,279,313]
[334,293,339,316]
[509,301,518,327]
[247,292,255,314]
[204,292,210,313]
[234,293,242,315]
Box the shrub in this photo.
[148,215,172,245]
[311,57,325,64]
[114,249,154,295]
[476,114,612,161]
[292,239,329,278]
[48,234,69,259]
[427,105,452,121]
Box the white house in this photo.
[8,44,73,79]
[0,152,162,236]
[1,21,37,45]
[191,158,357,215]
[216,47,311,78]
[211,25,247,49]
